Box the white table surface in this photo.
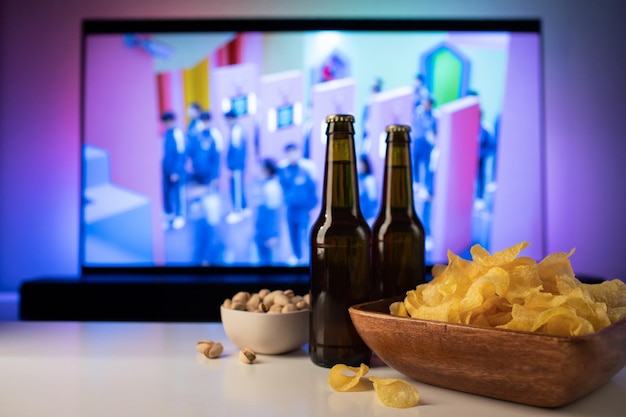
[1,321,625,417]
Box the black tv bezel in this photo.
[79,17,544,278]
[82,18,541,35]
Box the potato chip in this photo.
[458,267,509,312]
[497,304,540,333]
[583,279,626,309]
[536,308,595,337]
[484,310,512,327]
[369,376,419,408]
[608,306,626,323]
[501,262,542,304]
[390,242,626,337]
[431,263,447,277]
[410,298,457,322]
[328,363,369,392]
[389,301,408,317]
[471,241,530,268]
[536,249,576,294]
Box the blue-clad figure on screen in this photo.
[411,95,437,239]
[412,95,437,192]
[278,143,318,265]
[187,103,203,132]
[194,189,223,266]
[186,103,203,181]
[361,78,383,153]
[477,119,496,200]
[192,111,223,188]
[357,154,378,225]
[225,110,248,223]
[255,159,283,265]
[161,111,187,230]
[465,90,498,202]
[413,73,430,109]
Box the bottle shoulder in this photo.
[372,213,425,237]
[373,209,423,226]
[312,214,371,244]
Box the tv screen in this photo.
[81,19,545,270]
[276,105,294,129]
[229,95,249,117]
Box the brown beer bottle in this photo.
[372,125,426,299]
[309,114,371,368]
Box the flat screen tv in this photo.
[81,18,545,273]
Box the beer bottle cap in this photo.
[385,124,411,133]
[326,114,355,123]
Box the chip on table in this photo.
[328,363,420,408]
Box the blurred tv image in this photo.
[82,23,544,268]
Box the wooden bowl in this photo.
[349,297,626,408]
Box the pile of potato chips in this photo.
[390,242,626,336]
[328,363,420,408]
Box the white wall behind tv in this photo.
[1,0,625,290]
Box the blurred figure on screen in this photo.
[411,96,437,239]
[358,154,378,225]
[186,103,203,181]
[194,190,223,266]
[187,102,203,130]
[361,77,383,153]
[412,95,436,192]
[491,114,500,185]
[279,143,318,265]
[476,113,496,201]
[192,112,223,189]
[160,111,187,230]
[225,110,248,223]
[255,159,283,265]
[465,90,498,202]
[414,73,430,109]
[301,100,314,159]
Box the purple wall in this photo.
[1,0,626,290]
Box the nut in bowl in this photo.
[220,290,310,355]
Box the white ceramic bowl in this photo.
[220,305,309,355]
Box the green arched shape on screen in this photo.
[430,48,463,107]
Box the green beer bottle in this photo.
[372,125,426,299]
[309,114,371,368]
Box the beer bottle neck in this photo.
[321,132,361,216]
[380,140,416,216]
